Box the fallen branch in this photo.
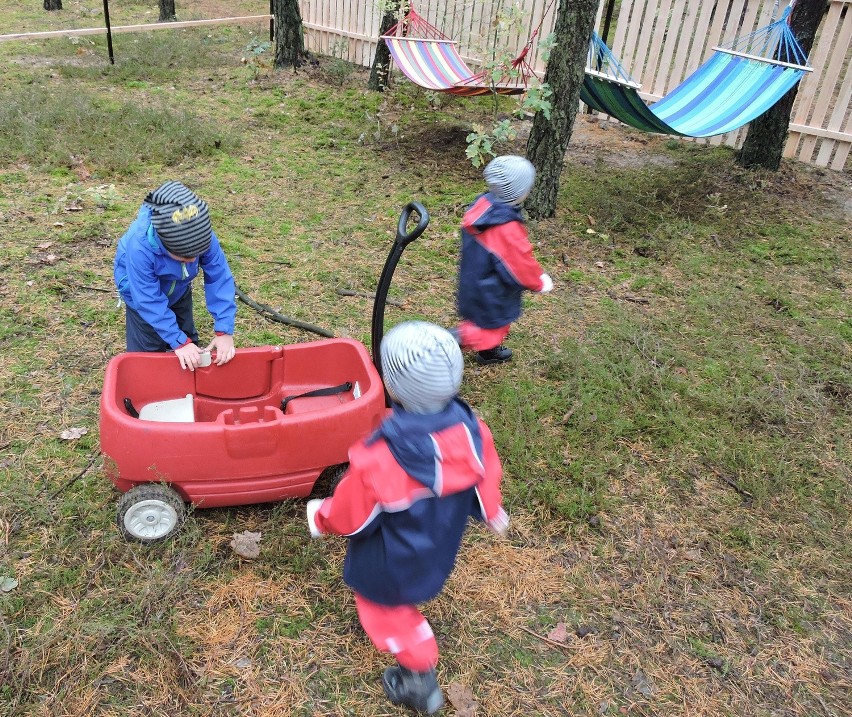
[336,288,403,307]
[236,286,334,338]
[45,454,99,500]
[75,284,113,293]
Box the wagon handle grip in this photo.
[396,201,430,246]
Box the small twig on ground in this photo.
[516,625,573,651]
[699,459,754,501]
[0,610,11,682]
[336,288,403,307]
[606,290,650,304]
[815,693,835,717]
[236,286,333,338]
[44,454,99,500]
[256,259,293,266]
[75,284,113,293]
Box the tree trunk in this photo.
[158,0,176,22]
[368,2,402,91]
[273,0,307,69]
[737,0,827,170]
[525,0,598,219]
[43,0,62,10]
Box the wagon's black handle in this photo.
[371,202,430,406]
[396,202,430,247]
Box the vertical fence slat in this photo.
[650,0,685,97]
[611,0,637,70]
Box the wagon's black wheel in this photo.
[310,463,349,498]
[116,484,186,543]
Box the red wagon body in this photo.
[100,339,387,539]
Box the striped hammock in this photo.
[381,9,539,96]
[582,4,812,138]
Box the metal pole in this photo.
[102,0,114,64]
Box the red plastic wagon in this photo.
[100,202,429,543]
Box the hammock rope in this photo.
[582,2,812,138]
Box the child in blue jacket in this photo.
[456,155,553,365]
[306,321,508,714]
[114,181,237,370]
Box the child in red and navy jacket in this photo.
[456,155,553,365]
[306,321,508,714]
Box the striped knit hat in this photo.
[145,181,212,257]
[381,321,464,415]
[483,155,536,205]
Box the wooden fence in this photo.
[299,0,851,170]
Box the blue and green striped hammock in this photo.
[583,4,812,138]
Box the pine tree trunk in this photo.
[525,0,598,219]
[368,2,401,92]
[43,0,62,10]
[158,0,176,22]
[273,0,307,69]
[737,0,826,170]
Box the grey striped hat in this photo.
[483,155,536,205]
[145,181,212,258]
[381,321,464,414]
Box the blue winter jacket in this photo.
[114,203,236,348]
[457,193,545,329]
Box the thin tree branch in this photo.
[236,286,334,338]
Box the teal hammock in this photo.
[582,4,812,138]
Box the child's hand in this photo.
[206,333,236,365]
[306,498,325,538]
[174,341,203,371]
[487,507,510,536]
[539,273,553,293]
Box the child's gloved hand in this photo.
[539,273,553,293]
[487,507,510,536]
[306,498,325,538]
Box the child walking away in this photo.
[456,155,553,365]
[306,321,508,714]
[113,180,237,371]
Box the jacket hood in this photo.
[374,398,484,495]
[462,193,525,232]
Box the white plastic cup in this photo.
[198,351,212,368]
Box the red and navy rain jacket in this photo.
[457,193,546,329]
[309,399,505,606]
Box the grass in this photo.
[1,5,851,717]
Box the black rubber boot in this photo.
[382,665,444,714]
[475,345,513,365]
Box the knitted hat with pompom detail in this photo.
[146,181,212,258]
